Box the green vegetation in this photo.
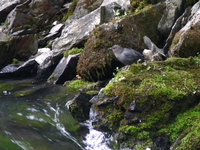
[12,58,19,64]
[66,79,94,89]
[62,0,78,22]
[63,47,83,57]
[130,0,152,13]
[95,57,200,149]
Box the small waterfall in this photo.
[46,102,85,150]
[83,107,113,150]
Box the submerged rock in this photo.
[66,92,93,122]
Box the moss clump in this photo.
[63,47,83,57]
[96,57,200,148]
[159,103,200,149]
[66,79,94,90]
[130,0,152,13]
[62,0,79,22]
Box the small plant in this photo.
[12,58,19,64]
[63,47,83,57]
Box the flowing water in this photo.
[0,78,114,150]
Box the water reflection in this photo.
[0,78,115,150]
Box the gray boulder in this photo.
[158,0,185,38]
[48,53,80,84]
[169,1,200,57]
[0,59,37,78]
[0,0,21,23]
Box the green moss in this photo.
[66,79,94,90]
[130,0,152,13]
[62,0,78,22]
[159,103,200,149]
[63,47,83,57]
[98,57,200,148]
[0,134,22,150]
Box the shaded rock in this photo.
[0,59,37,78]
[154,136,171,150]
[10,34,38,60]
[77,4,164,81]
[0,40,13,69]
[66,92,93,122]
[158,0,185,38]
[0,31,36,69]
[48,53,80,84]
[163,6,192,53]
[36,52,62,80]
[3,0,64,35]
[38,23,64,47]
[169,1,200,57]
[0,0,20,23]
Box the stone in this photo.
[66,92,93,122]
[48,53,80,84]
[163,6,192,53]
[0,0,20,23]
[0,59,37,78]
[158,0,185,38]
[169,1,200,57]
[3,0,64,35]
[9,34,38,60]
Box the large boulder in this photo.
[10,34,38,60]
[169,1,200,57]
[0,34,38,69]
[77,4,164,81]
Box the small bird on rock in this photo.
[109,45,144,65]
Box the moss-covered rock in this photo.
[77,3,164,81]
[92,56,200,149]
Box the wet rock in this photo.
[48,53,80,84]
[0,59,37,78]
[66,92,93,122]
[169,1,200,57]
